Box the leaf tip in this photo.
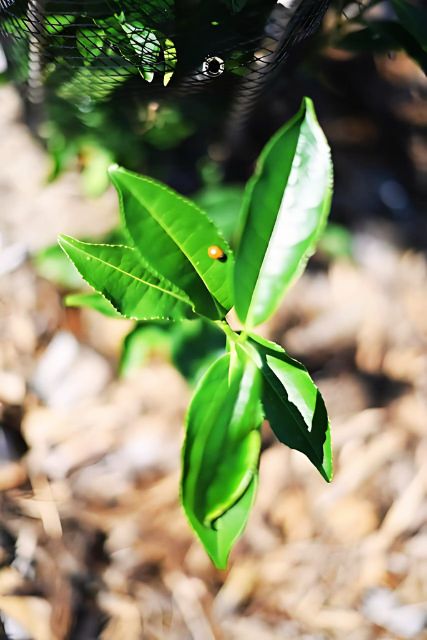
[302,96,320,125]
[320,454,334,483]
[322,468,333,483]
[63,294,76,308]
[107,163,121,181]
[57,233,72,249]
[211,557,228,571]
[302,95,314,110]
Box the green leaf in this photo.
[44,14,76,35]
[119,322,172,376]
[193,185,243,243]
[58,67,131,102]
[108,165,234,319]
[121,22,160,82]
[77,28,106,64]
[182,353,262,527]
[64,292,122,318]
[163,38,177,86]
[184,475,258,570]
[249,334,333,482]
[0,17,28,37]
[234,97,333,328]
[58,235,195,321]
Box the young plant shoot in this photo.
[59,97,333,568]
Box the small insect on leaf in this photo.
[208,245,226,261]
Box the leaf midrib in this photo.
[186,357,257,524]
[202,360,261,522]
[245,127,306,328]
[124,177,230,305]
[245,111,333,329]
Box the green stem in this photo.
[213,319,238,342]
[213,321,263,369]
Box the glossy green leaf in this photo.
[182,352,262,536]
[109,165,234,319]
[234,97,333,328]
[64,292,122,318]
[58,235,195,321]
[249,334,333,482]
[121,22,160,82]
[185,475,257,570]
[193,185,243,243]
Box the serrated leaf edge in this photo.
[58,234,195,321]
[109,165,235,309]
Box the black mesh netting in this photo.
[0,0,331,108]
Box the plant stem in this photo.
[213,319,237,342]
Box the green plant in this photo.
[58,97,333,568]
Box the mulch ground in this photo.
[0,75,426,640]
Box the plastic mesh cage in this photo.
[0,0,331,106]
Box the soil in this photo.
[0,44,427,640]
